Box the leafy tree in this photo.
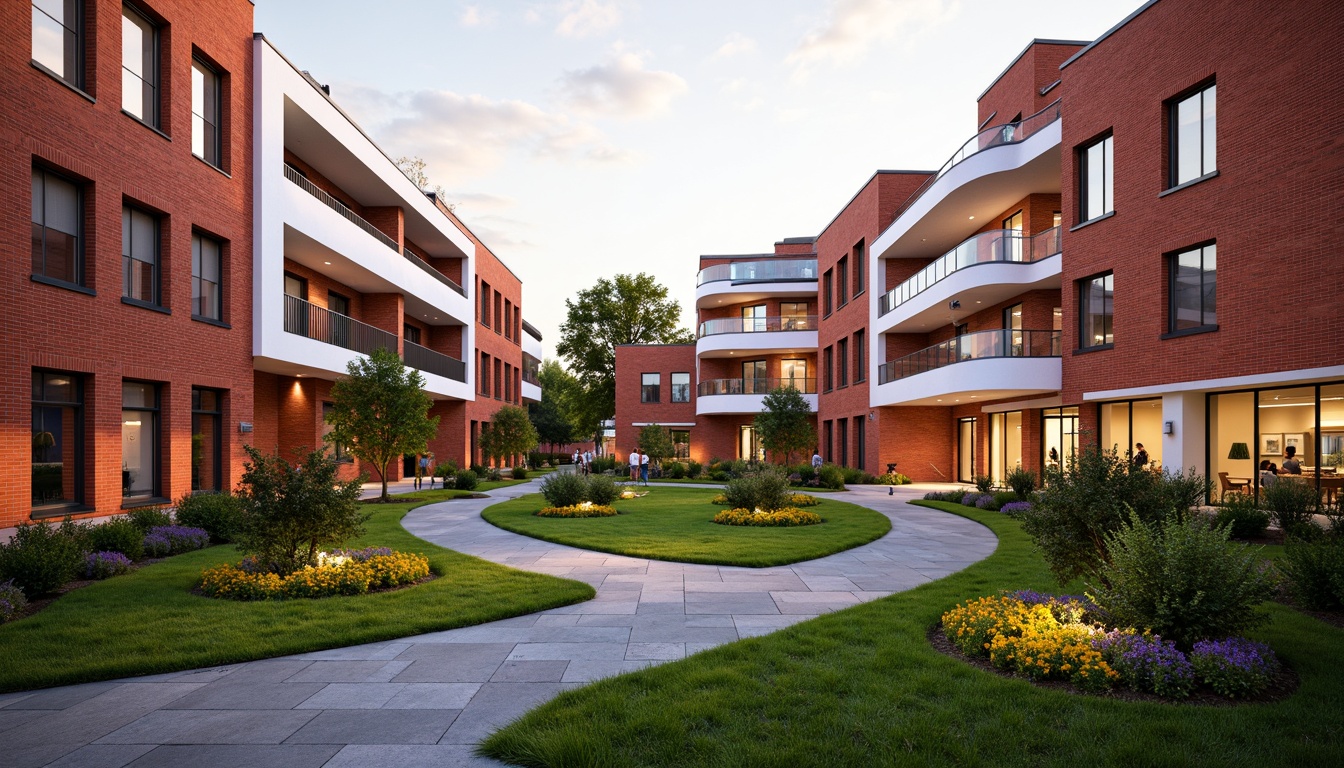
[394,156,453,211]
[754,386,817,466]
[480,405,539,467]
[327,347,439,502]
[557,273,693,424]
[638,424,675,468]
[528,398,573,453]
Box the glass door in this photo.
[781,359,808,393]
[958,418,976,482]
[1042,407,1079,472]
[743,360,768,394]
[1002,209,1023,262]
[742,304,767,333]
[1003,303,1023,356]
[739,426,763,462]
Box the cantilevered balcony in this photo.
[696,377,818,416]
[696,259,818,308]
[404,340,467,383]
[695,315,818,358]
[873,329,1061,406]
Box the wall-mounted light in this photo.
[1163,421,1175,435]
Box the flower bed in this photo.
[940,592,1281,700]
[712,507,822,527]
[536,503,618,518]
[143,526,211,557]
[789,493,819,507]
[199,550,430,600]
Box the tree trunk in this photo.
[379,458,390,502]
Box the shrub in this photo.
[1089,513,1274,648]
[686,460,702,479]
[487,468,503,482]
[470,464,487,477]
[723,467,791,512]
[1278,537,1344,609]
[126,506,173,533]
[842,467,864,485]
[537,504,619,518]
[1000,501,1033,515]
[540,472,588,508]
[975,495,998,510]
[1190,638,1279,698]
[454,469,479,491]
[84,551,133,580]
[875,473,911,485]
[710,470,731,482]
[586,474,619,505]
[992,491,1018,510]
[511,466,529,480]
[818,464,846,491]
[973,474,995,493]
[0,580,29,623]
[0,519,87,597]
[795,465,816,485]
[1095,632,1195,698]
[1262,479,1323,538]
[666,462,686,479]
[174,492,245,544]
[143,526,211,558]
[1212,495,1271,540]
[88,518,145,560]
[1006,467,1037,500]
[712,507,822,527]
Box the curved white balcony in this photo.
[696,378,818,415]
[695,260,818,308]
[696,316,818,358]
[871,101,1061,263]
[872,329,1061,407]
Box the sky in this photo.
[253,0,1142,361]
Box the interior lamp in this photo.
[1228,442,1251,460]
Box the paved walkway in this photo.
[0,481,996,768]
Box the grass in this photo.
[480,500,1344,767]
[480,487,890,567]
[0,488,595,693]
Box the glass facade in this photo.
[122,380,159,499]
[32,370,83,507]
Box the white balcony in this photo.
[695,260,818,309]
[696,316,818,359]
[696,377,817,416]
[872,330,1061,407]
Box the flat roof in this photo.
[1060,0,1161,70]
[976,38,1092,102]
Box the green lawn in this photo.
[481,501,1344,767]
[480,487,890,567]
[0,488,594,693]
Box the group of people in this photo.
[628,448,651,485]
[1258,446,1303,487]
[572,449,596,476]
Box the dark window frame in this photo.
[823,269,833,317]
[31,0,85,90]
[191,231,223,322]
[121,3,160,128]
[1078,271,1115,351]
[837,338,849,388]
[836,257,849,309]
[1167,241,1218,335]
[1168,80,1217,188]
[854,329,866,383]
[1078,132,1114,224]
[641,372,661,403]
[191,387,223,492]
[122,202,161,307]
[121,379,162,502]
[32,369,86,510]
[671,371,691,403]
[31,164,86,289]
[191,56,222,168]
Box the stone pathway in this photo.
[0,481,996,768]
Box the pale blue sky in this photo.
[254,0,1140,359]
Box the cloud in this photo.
[459,5,489,27]
[448,191,518,211]
[555,0,621,38]
[713,32,758,58]
[787,0,957,78]
[556,51,688,118]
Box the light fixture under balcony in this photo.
[324,261,331,265]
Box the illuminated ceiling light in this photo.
[968,215,975,220]
[324,261,331,265]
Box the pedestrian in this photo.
[629,447,640,482]
[583,449,594,476]
[417,453,430,490]
[640,450,650,485]
[811,449,822,470]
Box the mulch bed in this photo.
[927,623,1300,707]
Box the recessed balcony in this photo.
[695,316,818,358]
[873,329,1061,406]
[696,260,818,308]
[696,377,818,415]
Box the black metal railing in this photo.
[698,377,817,396]
[284,164,399,253]
[402,247,466,296]
[878,329,1060,384]
[403,340,467,382]
[879,226,1062,315]
[284,294,397,356]
[698,315,818,337]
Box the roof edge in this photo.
[1060,0,1161,70]
[977,38,1092,102]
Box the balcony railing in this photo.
[284,164,399,253]
[404,340,467,382]
[878,329,1060,384]
[879,227,1061,315]
[698,377,817,396]
[697,259,818,287]
[284,294,397,356]
[698,315,818,337]
[402,248,467,296]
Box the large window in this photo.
[989,411,1023,485]
[191,58,221,167]
[1079,134,1114,222]
[121,5,158,126]
[122,381,160,500]
[741,304,767,333]
[782,359,808,392]
[32,0,83,88]
[1169,243,1216,333]
[780,302,809,330]
[192,388,221,492]
[192,233,222,321]
[33,370,83,508]
[1079,272,1114,349]
[32,166,83,286]
[123,204,160,306]
[1170,83,1216,187]
[1042,406,1079,471]
[641,373,660,403]
[671,372,690,403]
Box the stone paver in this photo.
[0,480,993,767]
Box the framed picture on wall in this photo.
[1284,433,1305,456]
[1261,433,1283,457]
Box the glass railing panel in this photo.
[879,226,1062,316]
[697,260,818,286]
[876,329,1061,384]
[697,377,818,396]
[697,315,819,337]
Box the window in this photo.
[403,324,421,345]
[743,360,767,394]
[1080,272,1114,349]
[823,420,833,463]
[671,429,690,459]
[1004,303,1023,354]
[191,388,222,492]
[823,346,833,392]
[31,166,83,286]
[837,257,848,308]
[32,370,84,508]
[1169,243,1216,332]
[854,416,865,471]
[1079,134,1114,222]
[853,240,865,297]
[191,58,221,167]
[122,5,158,126]
[493,291,502,335]
[504,363,512,402]
[837,338,849,387]
[192,233,222,321]
[671,372,690,403]
[32,0,83,88]
[838,418,849,467]
[322,402,349,462]
[1170,83,1216,186]
[480,352,490,395]
[494,358,502,399]
[782,359,809,392]
[742,304,767,332]
[479,280,491,326]
[780,302,809,331]
[328,290,351,348]
[823,269,833,316]
[122,204,159,306]
[122,380,160,500]
[854,329,865,383]
[641,373,660,403]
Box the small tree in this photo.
[327,347,439,502]
[234,446,367,575]
[754,386,817,466]
[529,398,574,453]
[480,405,539,467]
[638,424,675,469]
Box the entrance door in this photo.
[743,360,768,394]
[781,358,808,392]
[1002,209,1023,262]
[958,417,977,482]
[739,426,763,462]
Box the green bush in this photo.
[991,491,1018,511]
[470,464,487,478]
[1006,467,1037,500]
[1262,479,1322,538]
[0,579,29,623]
[795,465,816,485]
[174,492,245,544]
[434,460,458,479]
[818,464,846,491]
[875,472,911,485]
[710,470,731,482]
[1278,537,1344,610]
[1212,495,1271,540]
[1090,513,1274,649]
[126,505,172,533]
[512,466,529,480]
[973,474,995,493]
[685,460,702,479]
[723,467,791,512]
[540,472,588,508]
[587,475,619,505]
[87,518,144,560]
[454,469,479,491]
[0,519,88,597]
[666,462,686,479]
[841,467,864,485]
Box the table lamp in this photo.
[1228,442,1250,460]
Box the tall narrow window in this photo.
[192,233,222,321]
[1169,243,1217,332]
[32,0,83,88]
[32,370,84,508]
[1079,134,1114,222]
[641,373,660,403]
[32,166,83,286]
[123,204,160,306]
[823,269,833,316]
[191,388,222,492]
[122,381,160,500]
[192,58,220,167]
[823,346,834,392]
[671,372,690,403]
[743,360,767,394]
[1171,83,1216,186]
[854,329,866,383]
[836,257,849,308]
[122,5,158,126]
[1080,272,1114,349]
[837,338,849,387]
[854,416,865,471]
[480,280,491,326]
[853,240,865,297]
[838,418,849,467]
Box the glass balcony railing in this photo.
[878,329,1061,385]
[697,260,818,287]
[404,340,467,383]
[698,315,817,337]
[879,227,1061,315]
[698,377,817,396]
[284,294,397,356]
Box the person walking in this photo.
[640,450,650,485]
[629,448,640,482]
[415,454,430,490]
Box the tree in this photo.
[754,386,817,466]
[528,398,573,454]
[530,359,586,452]
[638,424,675,469]
[557,273,693,425]
[480,405,538,467]
[326,347,439,502]
[394,156,454,211]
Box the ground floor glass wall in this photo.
[1042,406,1078,472]
[1099,399,1162,469]
[1208,381,1344,500]
[989,411,1022,484]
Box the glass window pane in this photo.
[1203,85,1217,173]
[1177,95,1202,183]
[46,173,78,234]
[1102,137,1113,213]
[122,381,154,408]
[130,208,154,258]
[32,5,67,77]
[1086,142,1104,220]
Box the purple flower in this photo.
[976,495,997,509]
[1095,633,1194,698]
[1190,637,1279,697]
[84,551,132,579]
[961,492,983,506]
[1000,501,1033,515]
[143,525,211,557]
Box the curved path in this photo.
[0,481,996,768]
